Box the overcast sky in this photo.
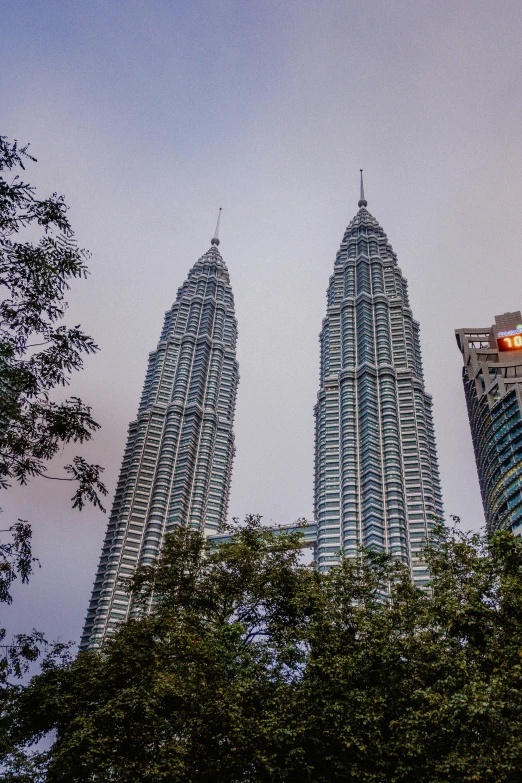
[3,0,522,648]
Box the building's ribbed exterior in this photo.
[81,236,239,650]
[314,190,443,584]
[456,311,522,534]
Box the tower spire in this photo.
[211,207,222,246]
[358,170,367,208]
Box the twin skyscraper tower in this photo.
[81,183,443,650]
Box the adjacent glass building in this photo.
[314,186,443,584]
[456,311,522,534]
[80,229,239,650]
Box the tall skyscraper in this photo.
[456,311,522,534]
[314,177,443,584]
[81,219,239,649]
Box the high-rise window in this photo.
[456,311,522,535]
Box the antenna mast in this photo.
[211,208,222,246]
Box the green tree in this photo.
[3,516,522,781]
[0,135,106,685]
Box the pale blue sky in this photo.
[3,0,522,648]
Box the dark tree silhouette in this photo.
[4,518,522,782]
[0,135,106,685]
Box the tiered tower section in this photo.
[81,238,239,649]
[314,193,443,584]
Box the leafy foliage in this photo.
[0,135,106,686]
[0,135,106,509]
[0,522,36,605]
[3,516,522,781]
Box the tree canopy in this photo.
[3,516,522,782]
[0,135,106,685]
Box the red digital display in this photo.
[498,334,522,352]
